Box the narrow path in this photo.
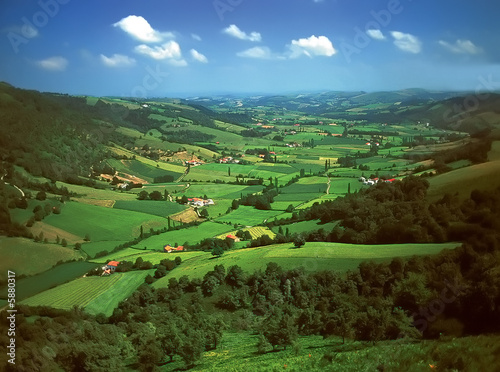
[325,175,331,195]
[1,171,25,197]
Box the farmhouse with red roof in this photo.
[226,234,240,242]
[101,261,120,275]
[164,245,184,253]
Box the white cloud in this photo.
[113,15,173,43]
[289,35,336,58]
[223,24,261,42]
[367,29,386,41]
[134,41,186,66]
[100,54,136,67]
[190,49,208,63]
[135,41,181,60]
[36,56,68,71]
[237,46,273,59]
[391,31,422,54]
[191,33,202,41]
[438,39,482,54]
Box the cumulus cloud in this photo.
[100,54,136,67]
[223,24,261,42]
[288,35,336,58]
[367,29,386,41]
[36,56,68,71]
[236,46,273,59]
[438,39,482,54]
[113,15,173,43]
[391,31,422,53]
[134,41,186,66]
[190,49,208,63]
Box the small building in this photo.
[102,261,120,275]
[164,245,184,253]
[226,234,240,242]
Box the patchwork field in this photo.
[21,270,153,317]
[216,226,276,240]
[153,241,459,286]
[0,261,97,301]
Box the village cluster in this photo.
[358,176,396,186]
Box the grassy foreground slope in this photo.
[426,160,500,202]
[162,332,500,372]
[153,242,459,288]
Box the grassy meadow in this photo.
[152,242,459,287]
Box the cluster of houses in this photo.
[163,245,184,253]
[185,160,202,166]
[218,156,240,164]
[359,176,396,186]
[285,143,301,148]
[187,197,214,207]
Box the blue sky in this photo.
[0,0,499,97]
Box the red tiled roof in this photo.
[226,234,238,240]
[107,261,120,267]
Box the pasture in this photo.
[427,160,500,202]
[43,201,168,242]
[0,262,97,301]
[152,241,459,286]
[271,220,339,235]
[91,248,206,265]
[0,237,81,280]
[80,240,127,258]
[21,270,153,317]
[113,200,187,218]
[216,206,284,226]
[133,221,235,250]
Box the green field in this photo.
[0,261,97,301]
[427,160,500,201]
[216,226,276,240]
[113,200,187,218]
[80,240,128,258]
[43,201,168,242]
[216,206,284,225]
[0,237,81,280]
[153,242,459,286]
[21,270,152,317]
[271,220,339,235]
[134,221,235,250]
[181,184,263,200]
[91,249,206,265]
